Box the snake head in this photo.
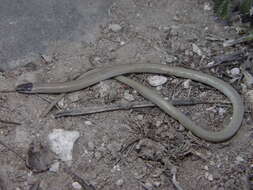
[16,83,33,93]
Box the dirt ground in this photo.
[0,0,253,189]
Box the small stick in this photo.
[201,50,245,69]
[0,119,21,126]
[0,90,16,93]
[54,99,231,118]
[40,93,66,117]
[171,167,183,190]
[223,33,253,47]
[41,67,94,117]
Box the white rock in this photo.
[84,121,92,125]
[218,107,226,116]
[116,179,124,186]
[166,55,177,63]
[124,91,135,101]
[192,43,202,56]
[183,79,191,89]
[120,41,126,46]
[48,129,80,162]
[49,161,60,172]
[98,81,110,98]
[230,68,240,76]
[109,24,122,32]
[147,76,168,86]
[72,182,82,189]
[137,115,143,120]
[156,86,162,91]
[204,3,212,11]
[57,98,65,109]
[205,172,213,181]
[207,61,215,67]
[235,156,244,164]
[153,181,161,187]
[204,165,209,171]
[68,92,80,102]
[155,120,163,127]
[143,182,153,189]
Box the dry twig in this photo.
[54,99,231,118]
[171,167,183,190]
[41,67,94,117]
[201,50,245,69]
[0,119,21,126]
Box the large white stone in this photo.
[48,129,80,162]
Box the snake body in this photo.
[16,64,244,142]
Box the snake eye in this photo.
[16,83,33,93]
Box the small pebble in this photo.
[85,121,92,125]
[205,172,214,181]
[109,24,122,32]
[137,115,144,120]
[192,43,202,56]
[185,49,193,56]
[72,182,82,189]
[173,16,180,21]
[111,164,121,172]
[165,55,177,63]
[57,98,65,108]
[183,79,191,89]
[116,179,124,186]
[155,120,163,127]
[153,181,161,187]
[49,162,60,172]
[147,76,168,86]
[120,41,126,46]
[204,165,209,171]
[143,182,153,190]
[124,91,135,101]
[207,61,215,67]
[204,3,212,11]
[218,107,226,116]
[98,81,111,98]
[230,68,240,76]
[235,155,244,163]
[156,86,162,90]
[68,92,80,102]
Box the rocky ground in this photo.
[0,0,253,189]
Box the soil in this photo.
[0,0,253,190]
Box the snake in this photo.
[15,63,244,142]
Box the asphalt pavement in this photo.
[0,0,114,71]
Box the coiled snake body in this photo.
[16,64,244,142]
